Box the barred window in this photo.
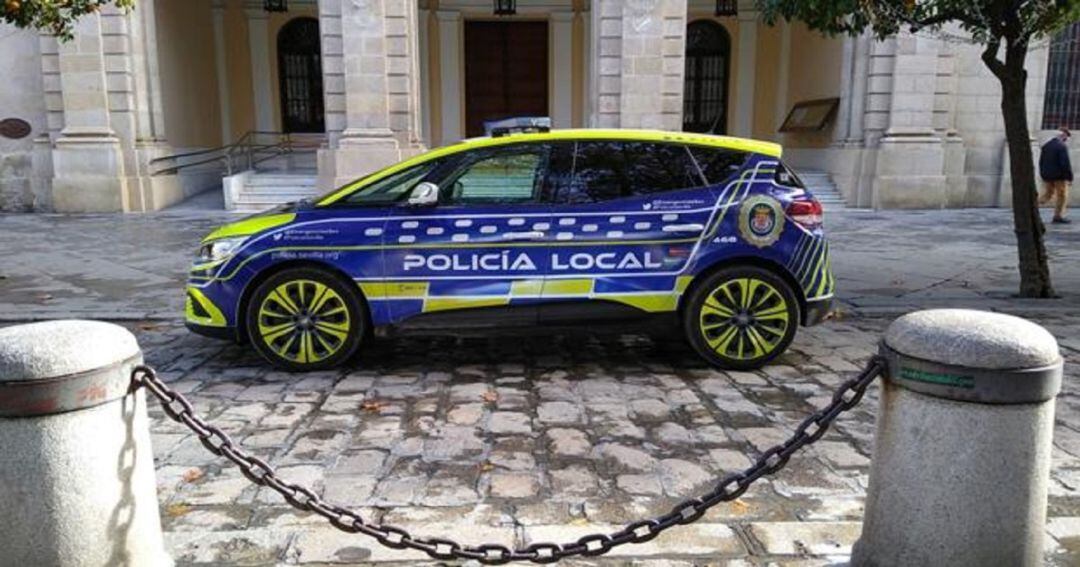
[1043,23,1080,130]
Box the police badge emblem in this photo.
[738,195,785,248]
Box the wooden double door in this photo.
[464,21,549,138]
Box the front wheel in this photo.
[683,266,800,370]
[246,267,367,371]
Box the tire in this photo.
[683,266,800,370]
[245,267,366,371]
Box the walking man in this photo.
[1039,127,1073,224]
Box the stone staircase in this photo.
[797,170,847,210]
[224,172,319,213]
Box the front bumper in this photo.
[804,296,833,326]
[185,286,234,341]
[185,321,237,341]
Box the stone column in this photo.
[417,7,432,146]
[318,0,423,189]
[436,10,463,144]
[773,21,791,132]
[212,0,233,144]
[126,0,180,212]
[50,12,129,213]
[589,0,687,130]
[551,12,575,129]
[579,7,592,127]
[246,7,275,132]
[732,8,758,137]
[873,32,948,208]
[934,34,968,207]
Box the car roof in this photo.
[316,128,781,206]
[449,128,782,158]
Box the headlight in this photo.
[196,237,247,265]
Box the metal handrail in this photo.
[149,131,323,176]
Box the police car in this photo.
[186,122,833,371]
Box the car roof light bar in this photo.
[485,116,552,137]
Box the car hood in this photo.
[202,209,298,243]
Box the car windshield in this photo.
[319,159,442,206]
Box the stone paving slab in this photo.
[105,313,1079,566]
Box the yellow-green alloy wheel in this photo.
[684,267,799,370]
[246,268,366,371]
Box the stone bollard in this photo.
[0,320,171,566]
[853,309,1062,567]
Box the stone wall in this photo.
[591,0,687,130]
[0,26,48,211]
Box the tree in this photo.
[756,0,1080,298]
[2,0,135,41]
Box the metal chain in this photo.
[132,355,886,564]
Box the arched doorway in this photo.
[683,20,731,134]
[277,17,324,133]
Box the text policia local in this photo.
[402,251,666,272]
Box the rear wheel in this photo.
[683,266,799,370]
[246,267,366,371]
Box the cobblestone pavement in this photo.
[127,312,1080,566]
[2,204,1080,564]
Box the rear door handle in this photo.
[503,231,546,241]
[662,223,705,233]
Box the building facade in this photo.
[0,0,1076,213]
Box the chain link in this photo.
[132,355,885,564]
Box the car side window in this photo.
[774,161,805,189]
[342,161,440,205]
[443,146,548,205]
[555,141,705,204]
[689,146,749,187]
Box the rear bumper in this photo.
[803,296,833,326]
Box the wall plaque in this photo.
[0,118,32,140]
[779,98,840,133]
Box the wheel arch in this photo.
[235,259,370,343]
[679,256,808,326]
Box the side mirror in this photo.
[407,182,439,207]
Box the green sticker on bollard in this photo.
[881,343,1062,405]
[898,367,975,389]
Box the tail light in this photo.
[786,197,823,229]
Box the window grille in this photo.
[1043,23,1080,130]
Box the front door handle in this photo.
[662,223,706,233]
[503,231,546,241]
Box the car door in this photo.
[539,140,717,323]
[381,143,553,328]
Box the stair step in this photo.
[237,189,318,198]
[795,169,847,208]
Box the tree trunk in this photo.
[996,40,1055,298]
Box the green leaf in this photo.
[2,0,137,42]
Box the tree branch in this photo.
[910,10,980,29]
[981,39,1007,80]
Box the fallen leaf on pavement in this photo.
[181,468,204,483]
[165,503,191,517]
[361,400,387,413]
